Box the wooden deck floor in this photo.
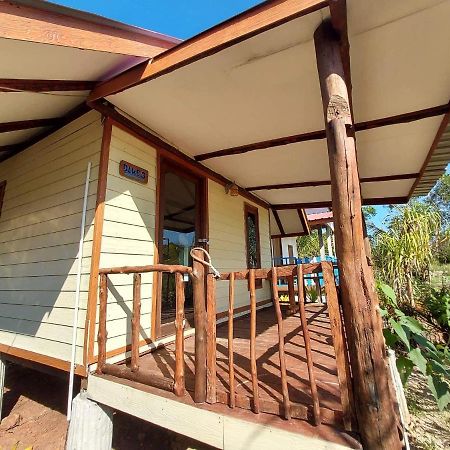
[128,303,345,424]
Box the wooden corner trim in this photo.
[83,117,113,367]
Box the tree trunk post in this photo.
[314,20,402,450]
[192,249,207,403]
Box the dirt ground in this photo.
[406,371,450,450]
[2,363,449,450]
[0,363,213,450]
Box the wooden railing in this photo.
[96,263,194,397]
[96,259,355,430]
[212,262,354,430]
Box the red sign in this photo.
[119,160,148,184]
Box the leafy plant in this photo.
[379,283,450,410]
[423,287,450,332]
[373,202,441,306]
[297,229,320,258]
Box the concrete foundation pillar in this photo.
[0,354,5,421]
[66,391,113,450]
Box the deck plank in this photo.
[135,304,343,416]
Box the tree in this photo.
[297,229,320,258]
[372,202,441,306]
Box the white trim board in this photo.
[87,375,359,450]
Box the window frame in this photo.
[0,181,6,218]
[244,203,262,289]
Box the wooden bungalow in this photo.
[0,1,449,449]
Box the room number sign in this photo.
[119,160,149,184]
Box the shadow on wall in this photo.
[0,151,156,360]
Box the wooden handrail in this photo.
[218,263,321,280]
[99,264,193,275]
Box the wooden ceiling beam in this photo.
[88,0,328,101]
[272,196,409,210]
[246,172,419,191]
[0,118,62,133]
[0,103,90,162]
[0,79,96,93]
[0,0,176,57]
[272,209,285,235]
[195,103,450,161]
[89,100,269,210]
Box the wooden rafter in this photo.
[88,0,328,101]
[195,103,450,161]
[89,100,269,210]
[246,172,420,191]
[272,196,409,210]
[272,209,285,235]
[0,103,90,162]
[0,118,62,133]
[0,0,177,58]
[0,79,96,93]
[297,208,310,234]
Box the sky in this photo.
[52,0,265,39]
[52,1,448,231]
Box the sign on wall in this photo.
[119,160,149,184]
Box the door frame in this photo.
[153,155,209,339]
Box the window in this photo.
[0,181,6,217]
[244,203,262,288]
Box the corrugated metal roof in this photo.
[413,119,450,197]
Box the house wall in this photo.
[281,237,298,260]
[0,111,103,366]
[208,180,272,313]
[95,126,157,357]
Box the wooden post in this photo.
[271,267,291,420]
[131,273,141,372]
[206,273,217,404]
[228,272,236,408]
[97,273,108,374]
[192,249,207,403]
[296,265,321,426]
[249,269,260,413]
[287,275,296,314]
[174,272,186,397]
[314,20,401,450]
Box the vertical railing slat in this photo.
[228,272,236,408]
[97,273,108,373]
[174,272,186,397]
[321,261,354,431]
[297,264,321,425]
[287,275,296,314]
[271,266,291,420]
[206,273,217,404]
[249,269,260,414]
[131,273,141,372]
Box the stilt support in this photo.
[314,19,402,450]
[66,392,113,450]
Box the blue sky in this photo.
[54,1,448,230]
[52,0,264,39]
